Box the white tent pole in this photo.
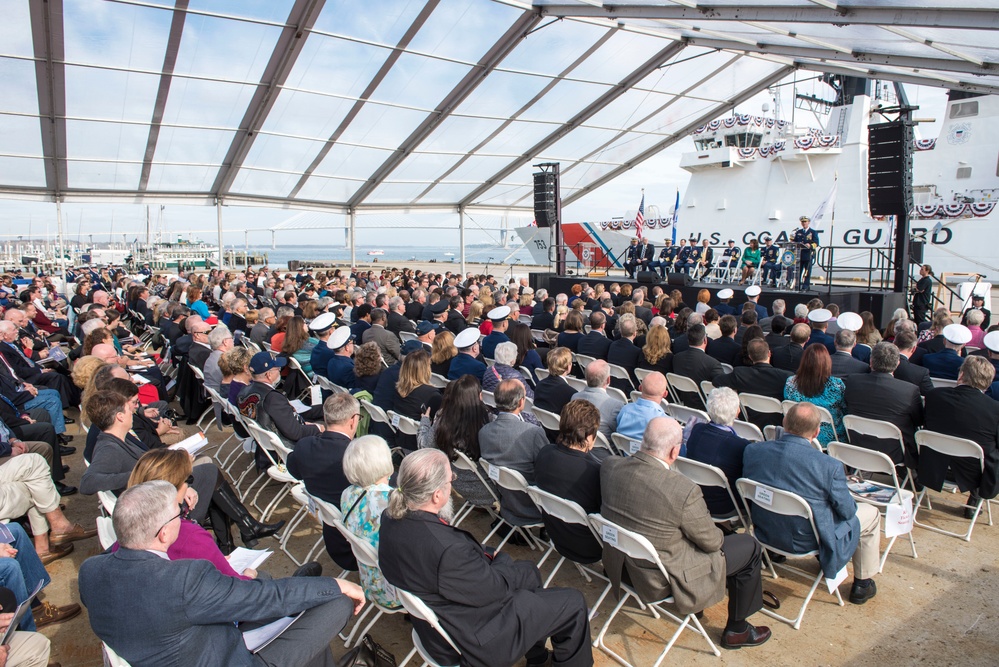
[459,207,466,277]
[216,199,224,270]
[349,209,356,268]
[56,199,65,281]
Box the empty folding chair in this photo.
[242,418,300,524]
[664,403,709,426]
[607,363,636,392]
[912,430,993,541]
[587,513,720,665]
[843,415,913,488]
[735,478,845,629]
[827,441,917,570]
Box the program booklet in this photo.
[847,481,897,504]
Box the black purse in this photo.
[337,634,397,667]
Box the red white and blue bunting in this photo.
[913,139,936,151]
[596,217,674,231]
[914,202,995,219]
[693,115,789,134]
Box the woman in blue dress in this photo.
[784,344,846,446]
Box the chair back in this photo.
[605,385,629,404]
[736,478,820,550]
[731,419,764,442]
[429,373,450,388]
[611,432,641,456]
[534,368,550,381]
[763,425,779,441]
[564,375,587,392]
[781,400,835,428]
[360,399,395,431]
[400,331,418,343]
[634,367,653,383]
[314,374,347,394]
[664,403,709,425]
[666,373,703,404]
[395,588,462,655]
[479,460,529,494]
[587,513,670,581]
[189,365,206,382]
[311,493,346,530]
[452,451,501,505]
[827,441,898,484]
[674,457,747,525]
[98,490,118,515]
[607,363,635,390]
[930,377,959,389]
[387,410,420,435]
[720,362,735,374]
[575,354,596,370]
[532,406,562,432]
[738,392,784,421]
[97,516,117,551]
[843,415,903,443]
[526,486,591,529]
[915,430,985,470]
[700,380,716,398]
[334,520,380,569]
[480,390,496,408]
[241,417,287,467]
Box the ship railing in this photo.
[550,243,620,276]
[815,245,897,291]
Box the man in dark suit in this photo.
[684,388,752,517]
[892,331,934,395]
[444,296,467,336]
[631,290,653,326]
[405,289,426,322]
[577,311,611,360]
[0,322,77,408]
[80,480,363,667]
[830,330,871,378]
[186,318,213,370]
[286,392,361,572]
[764,316,791,349]
[706,315,741,366]
[606,315,642,391]
[806,309,836,354]
[922,356,999,514]
[362,309,402,366]
[478,380,549,525]
[386,296,416,338]
[672,324,723,407]
[921,323,970,380]
[601,417,770,649]
[744,402,882,605]
[771,323,809,372]
[531,298,556,331]
[532,347,577,416]
[714,339,792,401]
[843,343,922,468]
[379,449,593,667]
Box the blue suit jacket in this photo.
[326,354,357,390]
[79,548,345,667]
[742,435,860,578]
[310,340,336,379]
[447,353,486,383]
[807,329,836,355]
[480,331,509,360]
[921,348,963,380]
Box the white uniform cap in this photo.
[717,288,734,299]
[487,306,511,321]
[329,326,353,350]
[309,312,336,333]
[983,330,999,353]
[943,323,972,345]
[808,308,832,323]
[836,312,863,332]
[745,285,761,297]
[454,328,481,349]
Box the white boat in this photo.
[366,250,385,256]
[518,76,998,280]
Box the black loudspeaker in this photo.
[533,172,558,228]
[636,271,659,284]
[868,120,913,216]
[667,272,692,286]
[909,238,925,264]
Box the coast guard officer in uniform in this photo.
[675,238,694,275]
[326,326,357,391]
[448,328,486,383]
[792,216,820,291]
[718,240,741,278]
[760,237,780,286]
[309,312,338,379]
[624,239,640,278]
[652,239,677,278]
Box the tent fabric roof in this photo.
[2,0,997,213]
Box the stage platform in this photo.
[528,272,907,327]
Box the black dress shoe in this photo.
[62,416,75,424]
[849,579,877,605]
[292,561,323,577]
[57,434,73,445]
[55,482,77,497]
[61,465,69,474]
[58,445,76,456]
[721,624,772,650]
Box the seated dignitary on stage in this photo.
[921,355,999,516]
[743,402,881,605]
[684,388,752,518]
[237,352,323,448]
[447,327,486,383]
[287,392,362,572]
[600,417,770,649]
[534,400,604,564]
[80,480,365,667]
[571,359,625,440]
[379,449,593,667]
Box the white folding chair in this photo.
[763,425,779,441]
[781,400,835,447]
[666,373,704,409]
[313,374,348,394]
[604,385,630,404]
[450,451,502,528]
[738,392,784,428]
[930,377,959,389]
[102,642,132,667]
[843,415,914,489]
[912,430,993,541]
[607,363,635,391]
[731,419,764,442]
[664,403,709,426]
[719,362,734,374]
[587,513,720,665]
[575,354,596,371]
[563,375,587,392]
[736,478,845,630]
[480,390,496,408]
[525,486,612,619]
[699,380,715,398]
[97,516,117,551]
[429,373,450,388]
[634,367,653,384]
[360,399,395,433]
[386,410,420,436]
[242,418,300,523]
[628,391,669,411]
[611,432,642,457]
[532,406,561,432]
[278,483,325,566]
[399,331,418,343]
[827,441,917,570]
[674,457,747,527]
[97,490,117,516]
[478,460,550,559]
[534,367,550,381]
[395,588,462,667]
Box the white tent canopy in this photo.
[1,0,997,268]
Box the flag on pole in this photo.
[635,191,645,240]
[671,188,680,244]
[810,177,837,229]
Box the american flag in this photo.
[635,192,645,240]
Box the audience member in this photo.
[533,347,578,415]
[615,371,668,441]
[922,323,971,380]
[684,388,752,517]
[784,345,846,446]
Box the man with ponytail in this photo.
[379,449,593,667]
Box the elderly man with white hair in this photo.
[683,388,753,517]
[203,325,234,394]
[80,480,363,667]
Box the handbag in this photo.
[337,634,397,667]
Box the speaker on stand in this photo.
[533,163,563,275]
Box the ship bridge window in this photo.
[723,133,763,149]
[950,101,979,119]
[695,139,722,151]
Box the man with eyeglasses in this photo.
[380,449,593,667]
[80,480,365,667]
[287,393,362,573]
[237,353,324,450]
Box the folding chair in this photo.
[587,513,720,665]
[912,430,993,541]
[534,368,550,381]
[395,588,462,667]
[930,377,958,389]
[628,391,669,412]
[699,380,715,399]
[478,460,550,559]
[611,432,642,457]
[604,385,630,404]
[781,400,835,447]
[386,410,420,436]
[563,375,587,392]
[738,392,784,429]
[360,399,395,433]
[313,374,347,394]
[278,483,325,566]
[665,373,705,409]
[333,524,417,664]
[531,406,562,432]
[450,450,502,528]
[399,331,418,343]
[664,403,709,426]
[634,367,653,384]
[242,418,300,523]
[429,372,450,388]
[102,642,133,667]
[607,363,635,391]
[575,354,596,371]
[735,478,845,629]
[719,363,734,374]
[97,516,117,551]
[525,486,612,619]
[843,415,914,488]
[674,457,747,527]
[827,441,917,570]
[731,419,764,442]
[480,390,496,408]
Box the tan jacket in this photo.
[599,450,725,614]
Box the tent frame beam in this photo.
[29,0,68,196]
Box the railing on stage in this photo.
[815,245,897,291]
[550,242,618,276]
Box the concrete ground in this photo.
[41,413,999,667]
